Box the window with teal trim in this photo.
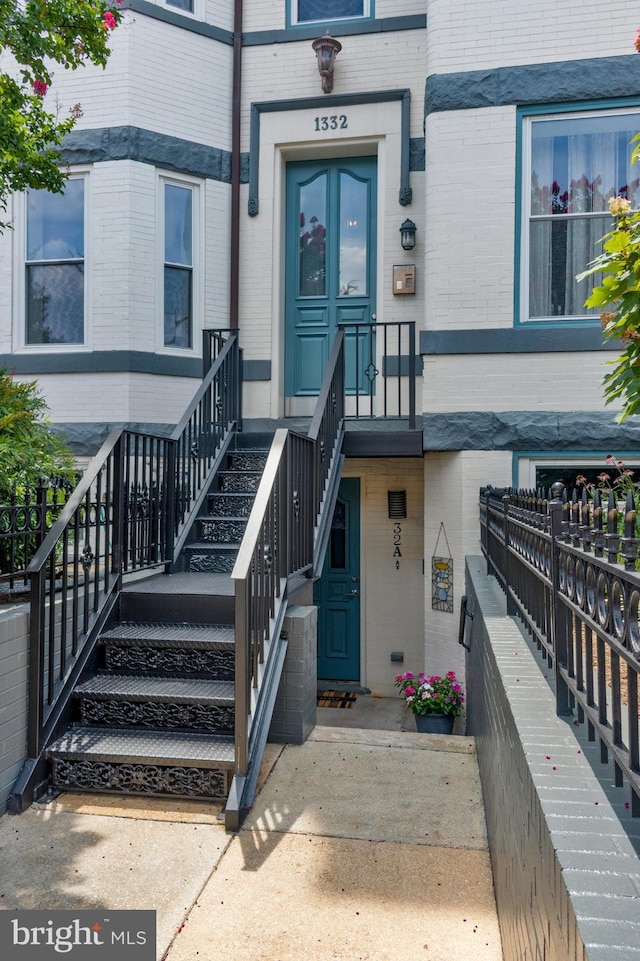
[291,0,370,25]
[166,0,194,12]
[522,109,640,323]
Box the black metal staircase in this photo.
[8,330,347,829]
[45,436,270,805]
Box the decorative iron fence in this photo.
[339,320,416,427]
[480,483,640,816]
[0,476,80,594]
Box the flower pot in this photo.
[414,713,454,735]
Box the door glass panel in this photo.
[339,172,367,296]
[330,499,346,569]
[299,174,327,297]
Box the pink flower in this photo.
[103,10,116,29]
[635,28,640,53]
[404,687,415,697]
[33,79,48,97]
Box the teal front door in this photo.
[314,478,360,682]
[285,157,377,396]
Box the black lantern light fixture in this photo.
[399,218,417,251]
[312,31,342,94]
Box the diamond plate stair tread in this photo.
[185,542,240,552]
[100,622,234,648]
[48,727,235,767]
[121,572,234,596]
[76,675,234,703]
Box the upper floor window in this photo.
[163,182,193,350]
[521,109,640,323]
[25,179,85,345]
[291,1,370,26]
[166,0,194,12]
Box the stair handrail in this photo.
[14,331,242,810]
[226,332,345,828]
[168,331,242,561]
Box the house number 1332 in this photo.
[314,115,348,131]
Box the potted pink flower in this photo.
[394,670,464,734]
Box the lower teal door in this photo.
[314,478,360,681]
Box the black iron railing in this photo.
[0,476,79,593]
[480,483,640,816]
[170,332,242,559]
[339,320,416,427]
[227,331,345,829]
[23,332,242,769]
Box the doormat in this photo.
[317,690,358,709]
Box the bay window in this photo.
[522,109,640,323]
[25,179,85,345]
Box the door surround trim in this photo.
[249,89,412,215]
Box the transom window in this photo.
[291,0,370,26]
[521,109,640,323]
[25,179,85,346]
[163,182,193,350]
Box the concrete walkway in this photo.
[0,703,503,961]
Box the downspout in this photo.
[229,0,243,330]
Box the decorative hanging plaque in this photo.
[431,522,453,613]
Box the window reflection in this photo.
[299,174,327,297]
[339,172,367,296]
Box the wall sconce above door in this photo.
[399,219,417,251]
[312,31,342,94]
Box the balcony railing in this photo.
[339,320,417,427]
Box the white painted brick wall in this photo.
[244,0,426,32]
[422,352,621,414]
[426,0,637,73]
[26,12,233,148]
[241,30,426,141]
[425,107,516,331]
[13,371,196,425]
[424,450,511,679]
[343,457,425,696]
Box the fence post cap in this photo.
[550,481,565,501]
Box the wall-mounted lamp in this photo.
[388,490,407,519]
[312,31,342,94]
[399,219,417,251]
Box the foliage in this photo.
[0,0,121,230]
[394,670,465,717]
[576,454,640,510]
[577,149,640,423]
[0,367,76,499]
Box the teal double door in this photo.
[285,157,377,396]
[314,478,361,682]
